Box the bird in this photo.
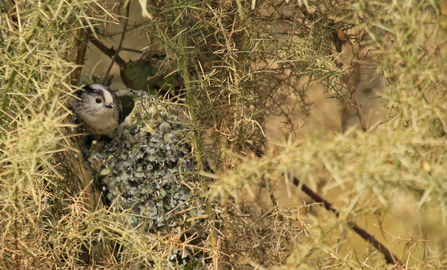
[72,84,123,137]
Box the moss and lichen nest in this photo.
[87,92,206,233]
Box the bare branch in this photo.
[292,177,402,265]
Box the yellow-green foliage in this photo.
[0,1,81,268]
[208,0,447,268]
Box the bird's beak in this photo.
[105,103,114,108]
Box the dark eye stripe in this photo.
[83,85,107,100]
[81,84,119,108]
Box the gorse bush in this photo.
[0,0,90,268]
[1,0,447,269]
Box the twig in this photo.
[346,63,367,132]
[333,29,367,132]
[335,230,347,254]
[104,2,131,78]
[102,20,151,37]
[88,34,127,68]
[121,47,143,53]
[292,177,402,265]
[352,84,367,131]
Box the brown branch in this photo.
[69,30,88,86]
[292,177,402,265]
[87,34,127,68]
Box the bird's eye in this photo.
[95,98,102,103]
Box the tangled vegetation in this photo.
[1,0,447,269]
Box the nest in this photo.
[83,93,207,265]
